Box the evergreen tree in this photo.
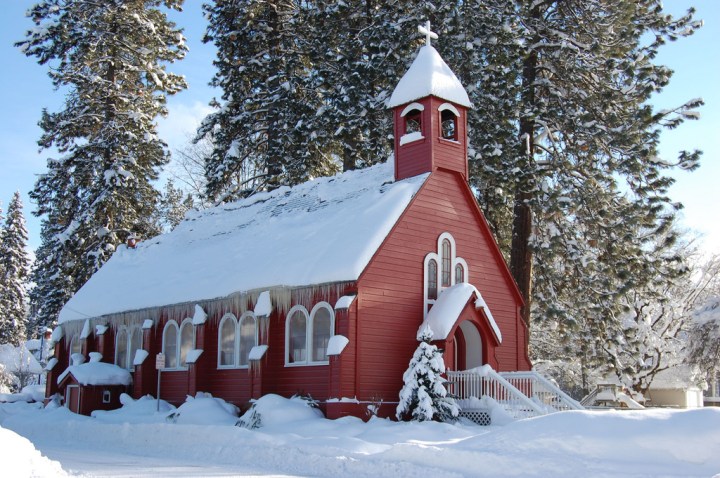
[0,192,30,346]
[198,0,338,203]
[397,325,459,422]
[17,0,188,327]
[449,2,703,370]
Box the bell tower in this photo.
[387,22,472,182]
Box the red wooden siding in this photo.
[355,169,530,403]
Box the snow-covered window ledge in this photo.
[249,345,269,361]
[399,131,424,146]
[186,349,203,364]
[326,335,349,357]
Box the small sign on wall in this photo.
[155,353,165,370]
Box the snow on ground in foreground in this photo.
[2,395,720,478]
[0,426,68,477]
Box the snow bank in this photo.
[3,403,720,477]
[0,427,68,477]
[92,394,175,424]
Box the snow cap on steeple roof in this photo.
[387,44,472,109]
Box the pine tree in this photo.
[0,192,30,346]
[198,0,338,203]
[396,325,458,422]
[17,0,187,327]
[450,2,703,365]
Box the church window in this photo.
[115,326,143,370]
[311,303,334,363]
[423,232,470,318]
[238,312,257,366]
[405,111,422,135]
[439,103,460,141]
[286,306,308,364]
[441,239,452,287]
[285,303,334,366]
[69,334,83,355]
[218,314,237,367]
[162,321,179,369]
[455,263,465,284]
[427,259,438,300]
[115,328,128,369]
[179,319,194,368]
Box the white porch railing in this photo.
[446,367,546,420]
[499,371,584,412]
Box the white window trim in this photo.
[238,311,258,368]
[438,102,460,116]
[309,302,334,365]
[162,319,195,371]
[178,318,195,370]
[114,326,142,371]
[400,102,425,117]
[423,232,469,319]
[162,320,180,370]
[285,305,310,367]
[217,313,239,369]
[285,303,334,367]
[115,326,129,369]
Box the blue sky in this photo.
[0,1,718,257]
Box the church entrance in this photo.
[452,320,483,371]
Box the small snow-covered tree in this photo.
[0,192,30,346]
[397,325,458,422]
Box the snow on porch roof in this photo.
[58,160,428,324]
[387,45,472,109]
[419,283,502,343]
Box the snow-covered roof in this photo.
[0,344,44,374]
[58,361,132,386]
[387,45,472,108]
[649,365,701,390]
[418,283,502,342]
[59,161,428,324]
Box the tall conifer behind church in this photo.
[199,0,338,202]
[441,1,703,372]
[17,0,187,329]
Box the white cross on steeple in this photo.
[418,20,438,47]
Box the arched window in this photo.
[439,103,459,141]
[311,304,334,363]
[69,334,83,355]
[441,238,452,287]
[441,110,457,140]
[116,326,143,370]
[129,327,142,367]
[287,307,308,364]
[115,328,128,369]
[218,314,237,367]
[455,263,465,284]
[405,110,422,134]
[427,259,438,300]
[423,232,470,319]
[238,312,257,366]
[162,321,178,369]
[179,319,194,368]
[286,304,334,366]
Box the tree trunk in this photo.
[510,4,539,327]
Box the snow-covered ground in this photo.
[1,394,720,477]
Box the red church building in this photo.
[46,29,535,419]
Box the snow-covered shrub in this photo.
[166,392,239,426]
[396,325,459,422]
[236,394,324,429]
